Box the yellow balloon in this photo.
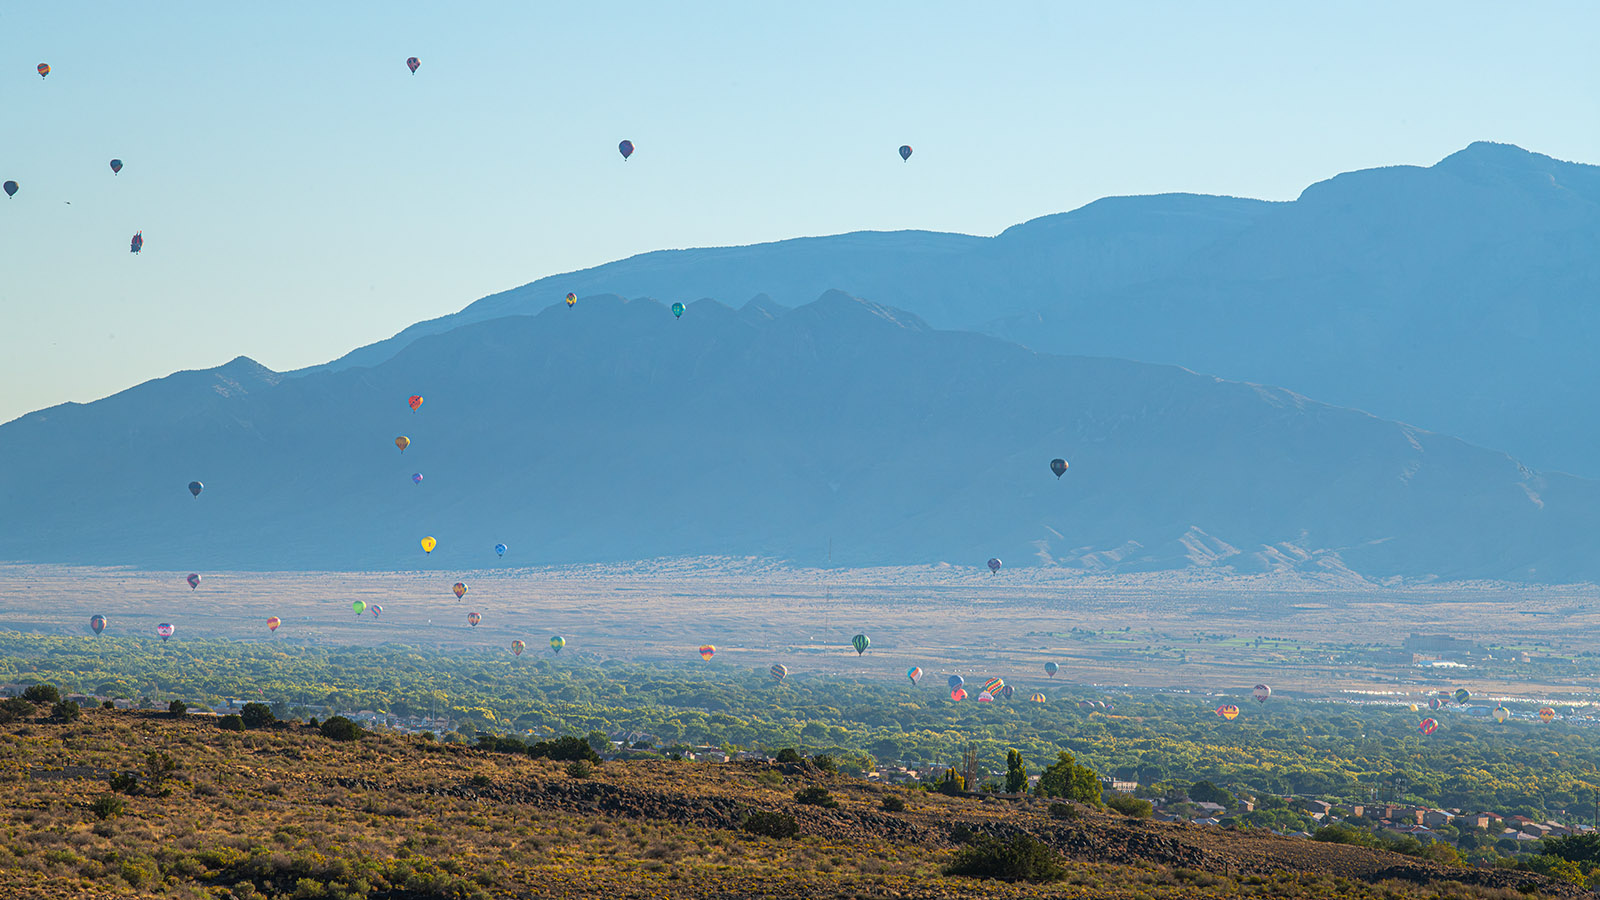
[421,536,437,554]
[1409,703,1419,712]
[395,436,410,452]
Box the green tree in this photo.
[319,715,362,742]
[1005,749,1028,794]
[167,699,187,718]
[47,700,80,723]
[1035,751,1102,806]
[240,702,275,729]
[22,684,60,704]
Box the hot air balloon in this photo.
[671,302,684,319]
[1079,700,1095,710]
[1253,684,1271,704]
[37,63,50,79]
[983,678,1005,695]
[130,231,143,254]
[395,436,410,453]
[1000,684,1015,700]
[452,582,467,600]
[421,536,436,554]
[948,675,964,691]
[1493,706,1509,723]
[1409,703,1419,712]
[1420,718,1439,735]
[109,159,123,175]
[699,644,715,661]
[406,57,420,74]
[977,691,994,702]
[90,615,106,635]
[511,640,525,656]
[951,688,967,701]
[1216,705,1240,721]
[1429,697,1443,711]
[1454,688,1471,705]
[412,472,423,485]
[1044,662,1059,678]
[550,636,565,654]
[186,574,200,590]
[2,181,16,199]
[408,395,423,412]
[494,543,507,558]
[352,600,366,616]
[565,293,576,307]
[770,664,787,682]
[1050,458,1068,478]
[156,623,174,641]
[188,481,203,497]
[370,604,382,619]
[1030,693,1046,703]
[987,558,1001,574]
[906,667,922,684]
[467,612,481,627]
[898,145,912,161]
[1540,707,1556,724]
[618,140,634,160]
[267,616,281,632]
[851,634,870,655]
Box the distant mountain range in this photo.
[3,292,1596,581]
[305,142,1600,479]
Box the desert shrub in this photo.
[218,714,245,732]
[946,833,1067,883]
[743,811,799,839]
[566,760,593,779]
[775,748,803,764]
[109,771,139,794]
[319,716,362,742]
[811,754,838,774]
[0,697,32,723]
[167,700,186,717]
[90,795,125,820]
[47,700,80,723]
[22,684,60,704]
[1048,802,1080,820]
[101,700,115,710]
[794,786,838,808]
[469,774,492,788]
[1315,823,1386,848]
[1106,795,1153,818]
[240,702,275,729]
[881,794,906,812]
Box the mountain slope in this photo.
[2,292,1594,580]
[301,143,1600,478]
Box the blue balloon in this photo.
[494,543,507,558]
[947,675,964,690]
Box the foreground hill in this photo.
[0,709,1580,899]
[312,143,1600,477]
[3,291,1596,578]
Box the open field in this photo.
[7,562,1600,705]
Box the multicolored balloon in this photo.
[1419,717,1439,735]
[188,481,203,497]
[109,159,123,175]
[1492,706,1509,723]
[770,664,787,682]
[395,436,410,453]
[1044,662,1059,678]
[352,600,366,616]
[89,615,106,635]
[1429,697,1443,710]
[511,640,525,656]
[987,558,1001,574]
[408,395,423,412]
[37,63,50,79]
[369,604,382,619]
[977,691,994,703]
[671,302,684,319]
[618,140,635,160]
[406,57,420,74]
[898,144,912,161]
[467,612,481,627]
[267,616,281,632]
[983,678,1005,695]
[1253,684,1271,704]
[1540,707,1556,724]
[699,644,715,661]
[1000,684,1015,700]
[156,623,175,641]
[1050,458,1068,478]
[1030,692,1046,703]
[948,675,964,690]
[906,666,922,684]
[565,292,577,307]
[187,573,200,590]
[550,636,565,654]
[453,582,467,600]
[1216,705,1240,721]
[130,231,143,254]
[412,472,423,485]
[494,543,507,558]
[851,634,870,655]
[951,687,967,701]
[421,536,436,554]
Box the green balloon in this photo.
[352,600,366,616]
[671,302,685,318]
[851,633,870,655]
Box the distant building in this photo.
[1402,634,1486,657]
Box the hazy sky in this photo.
[2,2,1595,424]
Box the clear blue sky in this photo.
[2,1,1595,424]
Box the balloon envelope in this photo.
[408,395,423,412]
[186,573,200,590]
[951,688,967,701]
[412,473,423,485]
[565,292,577,307]
[351,600,366,615]
[1050,458,1068,478]
[453,582,467,600]
[1540,707,1556,723]
[1493,706,1509,723]
[156,623,174,640]
[467,612,481,627]
[406,56,420,73]
[1216,705,1240,720]
[987,558,1001,573]
[1420,718,1439,735]
[1253,684,1271,703]
[130,231,143,253]
[983,678,1005,695]
[37,63,50,78]
[421,536,436,553]
[511,640,525,656]
[851,634,870,655]
[977,691,994,702]
[618,140,634,159]
[770,664,787,682]
[1454,688,1471,704]
[188,481,203,497]
[494,543,507,557]
[266,616,281,632]
[1030,692,1046,703]
[2,181,15,198]
[699,644,715,661]
[671,302,684,318]
[1044,662,1059,677]
[395,436,409,452]
[906,666,922,684]
[109,159,123,174]
[947,675,964,690]
[550,636,565,653]
[90,615,106,635]
[898,144,912,160]
[369,605,382,618]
